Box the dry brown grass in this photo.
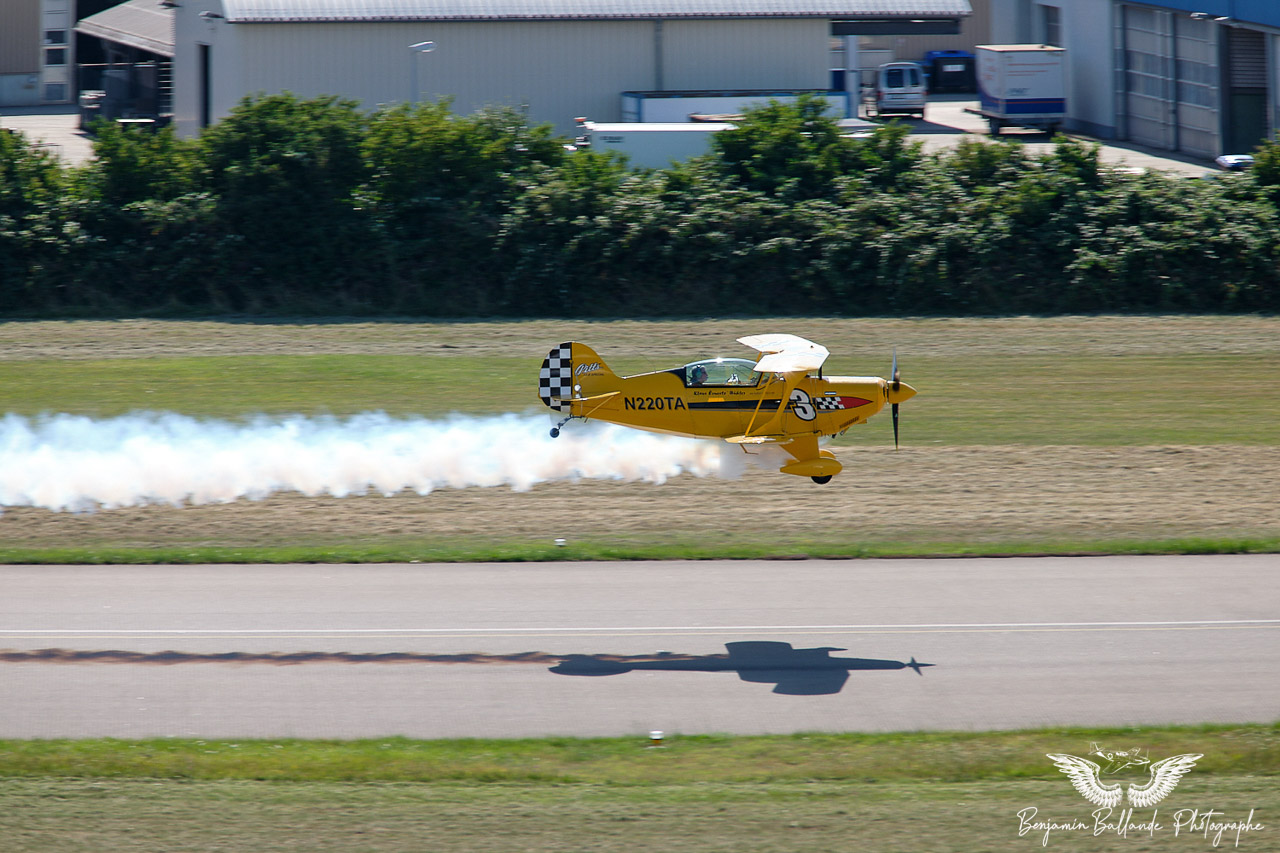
[2,444,1276,551]
[4,315,1278,362]
[3,317,1278,554]
[2,776,1275,853]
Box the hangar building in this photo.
[993,0,1280,159]
[1,0,82,105]
[168,0,972,137]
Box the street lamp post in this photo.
[408,40,436,106]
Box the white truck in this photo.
[971,44,1066,136]
[573,121,735,169]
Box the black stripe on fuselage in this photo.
[687,399,784,411]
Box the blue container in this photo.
[922,50,975,93]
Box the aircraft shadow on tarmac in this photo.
[549,641,933,695]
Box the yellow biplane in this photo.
[537,334,917,483]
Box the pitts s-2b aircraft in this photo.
[537,334,917,483]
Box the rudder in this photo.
[537,342,617,412]
[538,342,576,413]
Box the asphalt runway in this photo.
[2,556,1277,739]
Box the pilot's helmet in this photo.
[691,365,707,383]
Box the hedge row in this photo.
[2,93,1278,317]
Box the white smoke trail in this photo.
[0,411,749,513]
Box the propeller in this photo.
[891,349,901,450]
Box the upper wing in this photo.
[737,334,829,374]
[1127,754,1202,808]
[1046,754,1123,808]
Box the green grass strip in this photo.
[3,350,1280,446]
[2,536,1278,565]
[2,725,1276,783]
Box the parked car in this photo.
[871,61,927,119]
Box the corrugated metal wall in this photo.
[198,17,829,137]
[1172,14,1218,158]
[663,19,829,90]
[231,20,656,134]
[0,0,40,73]
[1119,5,1220,159]
[856,0,991,63]
[1224,25,1268,153]
[1228,26,1266,88]
[1122,6,1176,151]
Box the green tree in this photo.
[194,93,377,309]
[77,122,199,206]
[363,101,563,216]
[362,102,565,312]
[1248,137,1280,188]
[940,136,1028,189]
[711,96,854,200]
[496,148,631,314]
[0,129,71,312]
[0,128,65,216]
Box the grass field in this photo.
[2,317,1278,850]
[1,315,1279,562]
[2,727,1276,852]
[2,351,1278,446]
[2,315,1280,446]
[3,776,1274,852]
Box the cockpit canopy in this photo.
[682,357,762,388]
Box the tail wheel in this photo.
[811,475,833,484]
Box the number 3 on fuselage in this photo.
[537,334,917,484]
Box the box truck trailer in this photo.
[573,116,875,169]
[971,44,1066,136]
[573,121,735,169]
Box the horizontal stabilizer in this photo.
[737,334,829,374]
[566,391,620,404]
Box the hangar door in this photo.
[1121,6,1219,158]
[1223,27,1268,155]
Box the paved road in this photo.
[0,105,94,164]
[905,95,1217,177]
[3,98,1221,176]
[2,556,1276,739]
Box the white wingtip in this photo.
[737,334,829,373]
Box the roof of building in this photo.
[217,0,971,24]
[76,0,174,57]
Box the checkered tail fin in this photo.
[537,342,616,412]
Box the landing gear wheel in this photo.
[549,428,560,438]
[811,475,833,484]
